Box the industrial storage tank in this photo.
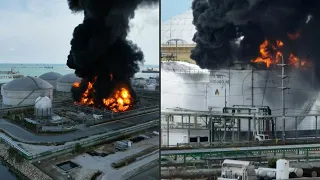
[2,76,53,106]
[34,96,52,117]
[38,72,62,89]
[132,78,148,88]
[161,61,210,111]
[276,159,289,180]
[162,61,318,130]
[145,84,156,90]
[56,73,81,92]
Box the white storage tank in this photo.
[56,73,81,92]
[2,76,53,106]
[276,159,289,179]
[34,96,52,117]
[133,78,148,88]
[148,78,157,84]
[38,72,62,89]
[1,84,4,96]
[145,84,156,90]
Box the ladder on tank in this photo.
[297,98,316,125]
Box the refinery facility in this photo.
[161,8,320,180]
[0,71,159,180]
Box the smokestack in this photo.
[66,0,159,111]
[191,0,320,78]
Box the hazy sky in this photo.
[0,0,159,65]
[161,0,191,21]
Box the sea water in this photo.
[0,63,158,83]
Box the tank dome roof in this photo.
[3,76,53,91]
[39,72,62,80]
[57,73,81,83]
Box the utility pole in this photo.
[277,55,290,141]
[251,68,254,106]
[205,84,208,110]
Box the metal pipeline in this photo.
[161,169,220,179]
[255,167,303,178]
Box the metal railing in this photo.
[161,68,209,74]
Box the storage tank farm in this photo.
[161,60,319,134]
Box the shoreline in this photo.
[0,156,29,180]
[0,142,53,180]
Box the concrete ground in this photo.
[35,136,159,180]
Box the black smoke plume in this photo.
[66,0,158,108]
[191,0,320,77]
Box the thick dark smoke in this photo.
[66,0,158,107]
[191,0,320,77]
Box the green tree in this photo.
[268,158,277,168]
[74,143,84,153]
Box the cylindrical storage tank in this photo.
[145,84,156,90]
[302,168,318,177]
[255,169,267,178]
[134,79,148,88]
[276,159,289,179]
[148,78,157,84]
[56,73,81,92]
[35,96,52,117]
[2,76,53,106]
[1,84,4,96]
[289,168,303,178]
[38,72,62,90]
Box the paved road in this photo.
[128,166,159,180]
[0,112,159,143]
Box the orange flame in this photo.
[251,38,311,68]
[251,39,283,67]
[72,76,133,112]
[73,82,80,88]
[102,87,132,112]
[288,53,311,68]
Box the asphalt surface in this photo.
[0,112,158,143]
[128,166,159,180]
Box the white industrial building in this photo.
[56,73,81,92]
[38,72,62,89]
[1,76,53,106]
[34,96,52,117]
[161,114,209,146]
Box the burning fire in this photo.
[251,39,311,68]
[251,39,283,67]
[72,76,133,112]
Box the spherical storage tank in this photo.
[2,76,53,106]
[34,96,52,117]
[38,72,62,89]
[56,73,81,92]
